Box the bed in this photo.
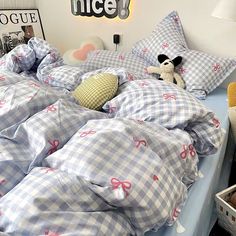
[0,37,233,236]
[146,87,235,236]
[0,10,236,236]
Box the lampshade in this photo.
[212,0,236,21]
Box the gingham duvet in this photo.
[0,39,224,236]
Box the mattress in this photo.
[146,87,234,236]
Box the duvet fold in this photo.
[0,39,225,236]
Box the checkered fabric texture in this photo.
[131,11,187,66]
[80,67,141,86]
[131,11,236,99]
[0,59,225,234]
[81,49,155,80]
[0,77,68,132]
[73,73,118,110]
[177,49,236,98]
[0,37,90,91]
[103,78,224,157]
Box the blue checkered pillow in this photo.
[176,49,236,99]
[132,11,187,65]
[81,50,153,79]
[132,11,236,99]
[5,44,36,73]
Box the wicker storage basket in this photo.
[215,185,236,235]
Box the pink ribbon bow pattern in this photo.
[0,75,5,81]
[28,81,41,88]
[79,130,96,138]
[133,137,147,149]
[108,104,117,113]
[180,144,196,159]
[163,93,176,100]
[213,63,221,72]
[48,140,60,155]
[111,178,132,197]
[0,100,6,108]
[212,117,220,128]
[46,105,57,112]
[172,207,181,221]
[45,230,60,236]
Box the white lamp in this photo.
[212,0,236,21]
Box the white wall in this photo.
[36,0,236,83]
[0,0,36,9]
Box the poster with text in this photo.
[0,9,45,57]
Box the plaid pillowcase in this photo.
[132,11,236,99]
[81,50,153,79]
[46,65,87,91]
[4,44,36,73]
[132,11,187,65]
[177,50,236,98]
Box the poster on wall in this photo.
[0,9,45,57]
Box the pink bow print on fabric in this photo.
[212,117,220,128]
[139,81,149,87]
[0,75,5,81]
[0,60,5,66]
[163,93,176,100]
[45,75,54,85]
[48,140,60,155]
[28,81,41,89]
[0,100,6,108]
[43,167,55,174]
[79,130,96,138]
[127,73,134,81]
[172,207,181,221]
[46,105,57,113]
[13,54,23,63]
[118,54,125,60]
[162,42,169,49]
[111,178,132,197]
[108,104,117,113]
[45,230,60,236]
[180,144,196,159]
[133,137,147,149]
[178,67,186,75]
[213,63,221,72]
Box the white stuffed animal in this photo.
[147,54,185,89]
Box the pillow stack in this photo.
[131,11,236,99]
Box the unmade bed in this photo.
[147,87,235,236]
[0,36,233,236]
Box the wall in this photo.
[37,0,236,83]
[0,0,36,9]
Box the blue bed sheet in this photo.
[146,88,234,236]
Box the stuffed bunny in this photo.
[147,54,185,89]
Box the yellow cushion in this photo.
[72,73,118,110]
[227,82,236,107]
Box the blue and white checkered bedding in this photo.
[0,38,225,235]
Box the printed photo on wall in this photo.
[0,9,45,57]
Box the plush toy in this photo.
[147,54,185,89]
[229,191,236,209]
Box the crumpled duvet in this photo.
[0,39,224,236]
